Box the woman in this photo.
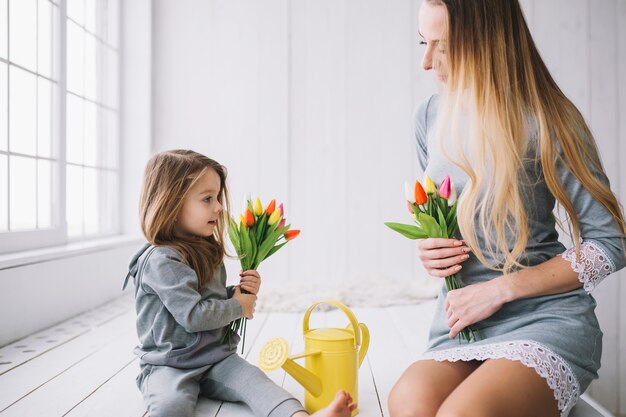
[388,1,626,416]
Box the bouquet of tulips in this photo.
[385,175,478,342]
[225,196,300,351]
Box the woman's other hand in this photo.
[445,279,509,339]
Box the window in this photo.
[0,0,120,254]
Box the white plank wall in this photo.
[151,1,626,414]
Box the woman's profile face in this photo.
[418,1,449,83]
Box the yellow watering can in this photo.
[259,299,370,416]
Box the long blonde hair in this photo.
[428,0,625,272]
[139,150,231,287]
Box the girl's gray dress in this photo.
[415,95,626,417]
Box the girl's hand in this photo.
[445,278,507,339]
[239,270,261,295]
[417,238,471,278]
[233,286,257,319]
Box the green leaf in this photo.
[265,241,288,260]
[446,202,457,224]
[228,216,241,253]
[240,225,253,270]
[384,222,428,239]
[417,213,443,238]
[436,205,448,238]
[255,226,285,264]
[256,213,268,244]
[249,231,258,270]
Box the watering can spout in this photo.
[258,338,323,398]
[282,356,323,397]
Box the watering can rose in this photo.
[385,175,478,343]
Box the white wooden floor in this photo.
[0,295,613,417]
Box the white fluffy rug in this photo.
[256,276,440,313]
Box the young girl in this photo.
[388,1,626,417]
[123,149,356,417]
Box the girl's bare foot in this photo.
[293,390,357,417]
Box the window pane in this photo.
[0,155,7,231]
[37,159,51,228]
[9,66,37,155]
[104,110,118,169]
[84,33,97,101]
[83,166,98,234]
[66,21,84,96]
[0,0,7,59]
[66,94,83,164]
[106,48,118,108]
[38,77,52,157]
[83,100,97,166]
[9,0,37,71]
[104,170,117,233]
[0,62,7,151]
[38,0,52,78]
[107,0,119,49]
[84,0,96,34]
[66,164,83,236]
[67,0,84,27]
[9,155,36,230]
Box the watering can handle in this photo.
[303,299,361,348]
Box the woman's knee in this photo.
[388,378,439,417]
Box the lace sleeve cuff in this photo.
[561,240,616,292]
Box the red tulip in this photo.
[245,208,255,227]
[414,180,427,205]
[285,230,300,241]
[266,199,276,215]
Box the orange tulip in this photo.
[245,208,255,227]
[285,230,300,241]
[414,180,427,205]
[266,199,276,215]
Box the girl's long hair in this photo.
[139,149,230,287]
[428,0,625,272]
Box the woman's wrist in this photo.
[494,272,520,304]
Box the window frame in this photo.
[0,0,121,255]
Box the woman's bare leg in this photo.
[388,359,481,417]
[436,358,559,417]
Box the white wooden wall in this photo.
[151,0,626,413]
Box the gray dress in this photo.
[414,95,626,417]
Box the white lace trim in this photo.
[421,340,579,417]
[561,240,615,293]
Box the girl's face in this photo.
[177,168,223,238]
[418,1,449,83]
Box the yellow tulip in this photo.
[253,198,263,216]
[424,176,437,194]
[268,209,282,225]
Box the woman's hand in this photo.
[417,238,471,277]
[239,270,261,295]
[445,278,509,339]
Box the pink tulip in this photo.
[438,175,451,199]
[278,218,286,228]
[278,203,284,217]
